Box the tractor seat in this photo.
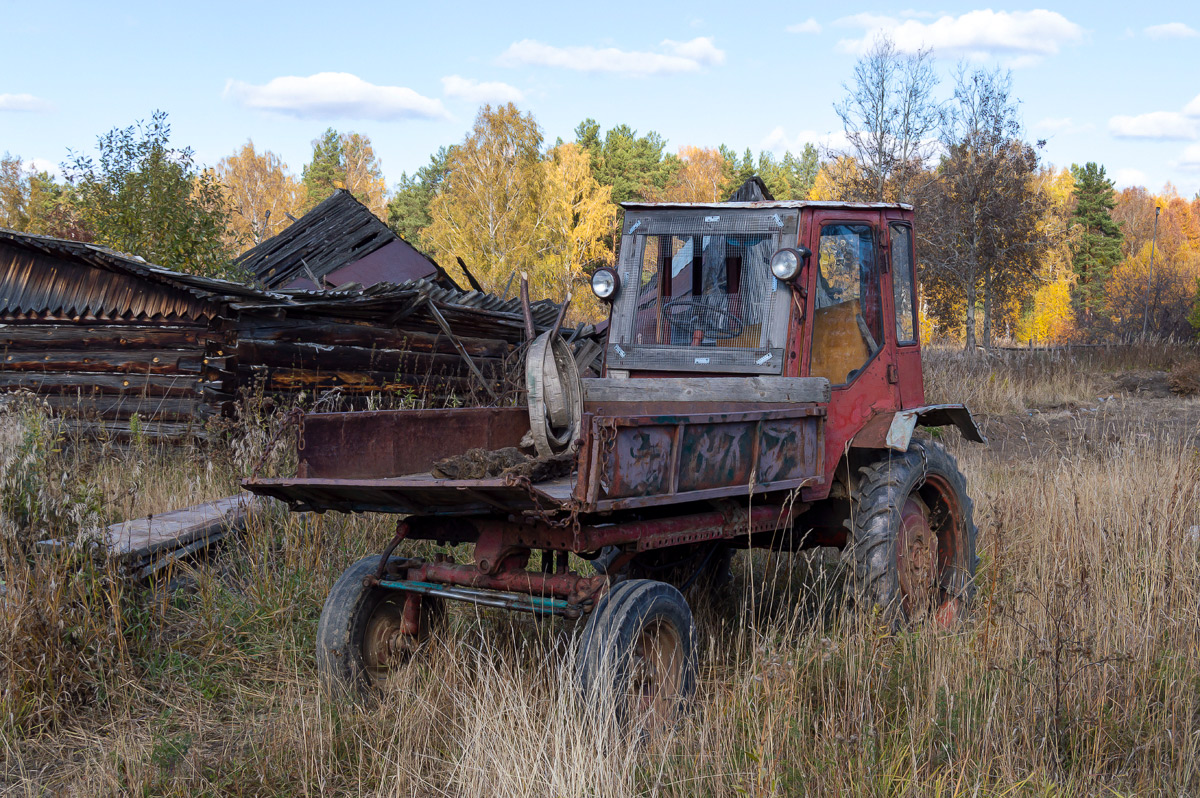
[810,299,877,385]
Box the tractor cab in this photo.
[595,202,916,389]
[590,201,947,491]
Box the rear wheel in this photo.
[317,555,444,698]
[626,543,734,594]
[848,439,977,624]
[576,579,698,730]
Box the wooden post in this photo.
[520,272,536,342]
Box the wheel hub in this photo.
[896,495,938,615]
[363,598,417,671]
[630,619,683,730]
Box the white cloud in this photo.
[662,37,725,65]
[1177,145,1200,171]
[27,158,60,177]
[834,9,1083,65]
[1183,93,1200,117]
[835,13,899,29]
[1035,117,1094,135]
[223,72,449,121]
[498,37,724,76]
[1178,144,1200,171]
[1145,22,1197,39]
[1108,111,1197,140]
[1113,168,1148,187]
[787,18,821,34]
[0,93,53,112]
[761,126,847,154]
[441,75,524,104]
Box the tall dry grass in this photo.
[922,339,1197,415]
[2,352,1199,795]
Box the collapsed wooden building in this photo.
[0,192,585,437]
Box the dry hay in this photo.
[1169,357,1200,396]
[431,446,574,482]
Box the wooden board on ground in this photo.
[105,494,262,562]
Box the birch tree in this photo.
[833,35,942,203]
[217,140,304,247]
[921,67,1047,349]
[424,104,544,290]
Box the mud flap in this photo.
[853,404,987,452]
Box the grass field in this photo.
[2,344,1199,796]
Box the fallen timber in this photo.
[41,494,267,581]
[0,227,594,436]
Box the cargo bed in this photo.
[244,378,830,517]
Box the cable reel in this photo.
[525,331,582,458]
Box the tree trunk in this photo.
[982,268,992,350]
[965,225,979,351]
[964,280,977,351]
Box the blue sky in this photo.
[2,1,1199,197]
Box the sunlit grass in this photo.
[2,349,1199,795]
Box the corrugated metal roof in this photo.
[0,227,574,340]
[233,189,440,290]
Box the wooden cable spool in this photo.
[525,331,582,458]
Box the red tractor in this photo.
[245,199,983,722]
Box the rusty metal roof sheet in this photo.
[233,189,440,290]
[0,227,574,341]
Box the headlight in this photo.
[770,247,810,282]
[591,267,620,301]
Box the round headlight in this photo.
[591,268,619,301]
[770,249,801,281]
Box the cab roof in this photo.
[619,200,914,212]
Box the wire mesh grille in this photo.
[609,209,797,373]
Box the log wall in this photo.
[0,314,514,435]
[0,321,213,432]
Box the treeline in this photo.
[2,40,1199,346]
[816,38,1200,346]
[0,108,817,311]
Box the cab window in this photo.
[890,223,917,345]
[810,223,883,384]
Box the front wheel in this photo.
[316,555,444,699]
[848,439,978,624]
[576,579,698,731]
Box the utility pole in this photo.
[1141,205,1160,338]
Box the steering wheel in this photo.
[661,296,745,340]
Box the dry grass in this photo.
[922,339,1197,415]
[3,349,1200,796]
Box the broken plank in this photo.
[104,494,263,561]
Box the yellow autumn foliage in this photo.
[1017,276,1075,344]
[532,142,618,321]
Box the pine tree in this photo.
[574,121,677,204]
[301,128,346,211]
[387,146,453,248]
[1069,162,1123,322]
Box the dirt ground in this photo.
[975,371,1200,464]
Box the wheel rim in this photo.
[362,595,417,679]
[896,475,967,624]
[629,617,684,729]
[896,494,938,617]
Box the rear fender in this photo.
[851,404,986,452]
